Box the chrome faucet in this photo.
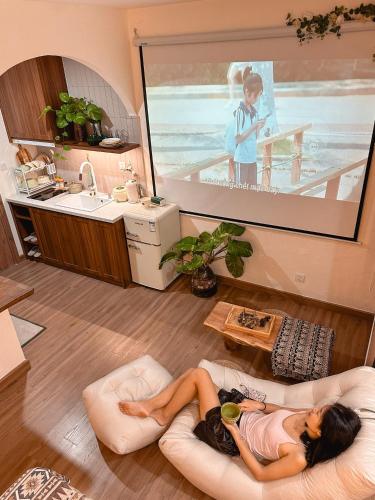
[79,159,97,196]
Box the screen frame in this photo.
[139,45,374,242]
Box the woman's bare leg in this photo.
[119,368,194,417]
[151,367,219,426]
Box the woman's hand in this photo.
[238,399,264,412]
[256,119,266,131]
[222,419,241,438]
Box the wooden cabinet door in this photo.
[94,221,124,285]
[55,215,83,272]
[74,218,101,278]
[0,56,67,142]
[31,208,62,265]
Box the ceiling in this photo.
[26,0,199,7]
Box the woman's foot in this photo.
[118,400,153,418]
[150,408,171,427]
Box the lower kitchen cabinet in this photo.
[10,204,131,287]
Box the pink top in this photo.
[239,409,298,461]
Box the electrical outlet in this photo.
[295,273,306,283]
[119,161,126,171]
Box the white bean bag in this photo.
[83,355,173,454]
[159,359,375,500]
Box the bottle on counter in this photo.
[126,179,139,203]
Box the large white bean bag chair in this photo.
[83,355,173,454]
[159,360,375,500]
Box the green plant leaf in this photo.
[59,91,71,103]
[77,99,87,111]
[56,117,69,128]
[227,239,253,258]
[198,231,211,242]
[86,103,102,122]
[225,254,244,278]
[175,236,199,252]
[159,251,178,269]
[39,105,53,118]
[73,112,87,126]
[176,254,204,273]
[62,145,71,151]
[195,239,217,253]
[61,131,69,138]
[65,113,75,122]
[212,222,245,240]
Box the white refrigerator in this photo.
[123,203,180,290]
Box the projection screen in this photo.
[141,29,375,239]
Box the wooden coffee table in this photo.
[204,301,283,352]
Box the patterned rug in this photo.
[11,315,45,347]
[0,467,89,500]
[271,315,335,381]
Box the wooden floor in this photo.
[0,261,372,499]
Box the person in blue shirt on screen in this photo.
[233,66,265,186]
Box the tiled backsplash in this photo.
[54,147,146,195]
[62,58,141,144]
[40,58,147,195]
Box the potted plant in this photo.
[84,102,103,145]
[41,92,103,143]
[159,222,253,297]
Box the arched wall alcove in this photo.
[0,0,135,115]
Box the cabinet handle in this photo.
[126,231,139,238]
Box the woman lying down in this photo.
[119,367,361,482]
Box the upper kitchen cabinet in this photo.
[0,56,67,143]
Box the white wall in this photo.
[126,0,375,312]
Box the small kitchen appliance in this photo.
[123,203,180,290]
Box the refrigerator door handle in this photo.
[128,243,140,250]
[126,231,139,238]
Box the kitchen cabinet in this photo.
[31,208,63,266]
[10,203,131,287]
[0,56,67,142]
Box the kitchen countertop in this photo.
[6,191,177,223]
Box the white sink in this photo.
[55,192,112,212]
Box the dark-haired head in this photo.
[242,65,263,104]
[301,403,361,467]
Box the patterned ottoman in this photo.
[0,467,90,500]
[271,315,335,381]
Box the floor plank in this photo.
[0,261,372,499]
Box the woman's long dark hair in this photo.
[300,403,361,467]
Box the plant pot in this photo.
[86,121,103,146]
[191,265,217,298]
[73,123,86,143]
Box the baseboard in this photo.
[217,275,374,321]
[0,360,30,392]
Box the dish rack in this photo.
[14,162,57,195]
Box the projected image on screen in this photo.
[144,58,375,238]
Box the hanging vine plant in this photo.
[286,4,375,59]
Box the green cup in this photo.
[221,402,241,424]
